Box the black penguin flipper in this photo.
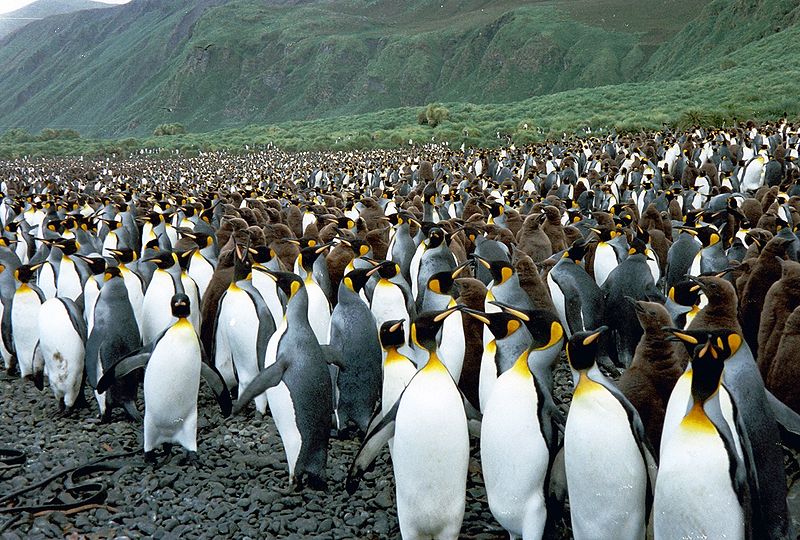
[231,361,287,415]
[1,300,14,355]
[346,399,399,495]
[766,390,800,448]
[319,344,345,369]
[200,361,232,417]
[96,352,150,394]
[32,342,43,390]
[58,298,88,342]
[563,287,585,334]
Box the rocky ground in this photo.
[1,359,797,540]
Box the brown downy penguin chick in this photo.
[358,198,385,230]
[743,228,773,261]
[645,228,670,274]
[504,208,523,238]
[516,213,553,262]
[739,197,764,226]
[216,216,247,252]
[199,229,251,354]
[541,205,567,252]
[758,260,800,376]
[687,275,743,335]
[563,225,582,247]
[733,258,755,300]
[740,235,790,358]
[767,305,800,413]
[365,227,389,261]
[462,197,484,223]
[512,250,555,312]
[638,203,666,237]
[617,300,687,454]
[272,236,301,271]
[286,204,304,238]
[455,277,487,408]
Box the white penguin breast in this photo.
[481,368,548,536]
[593,243,617,287]
[655,421,744,539]
[38,299,84,392]
[144,323,201,425]
[12,286,42,367]
[565,376,646,538]
[392,366,469,528]
[304,280,331,345]
[56,257,81,301]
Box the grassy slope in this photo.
[0,0,707,137]
[0,0,109,39]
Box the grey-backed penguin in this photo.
[329,268,382,435]
[346,308,478,540]
[655,331,749,540]
[84,266,142,421]
[232,272,332,490]
[97,294,231,462]
[564,327,656,540]
[37,296,87,414]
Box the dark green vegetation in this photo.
[0,0,110,40]
[0,0,798,156]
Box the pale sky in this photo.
[0,0,130,15]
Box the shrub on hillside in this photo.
[417,103,449,128]
[153,123,187,136]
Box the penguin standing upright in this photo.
[347,308,476,540]
[480,342,561,540]
[140,251,183,345]
[564,327,656,540]
[296,245,332,344]
[378,320,416,423]
[329,268,382,434]
[37,296,87,413]
[84,266,141,421]
[233,272,332,490]
[655,332,749,540]
[97,294,231,462]
[213,243,274,413]
[10,263,45,387]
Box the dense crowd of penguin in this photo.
[3,119,800,539]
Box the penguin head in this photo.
[14,264,41,284]
[590,227,617,243]
[368,260,400,280]
[462,308,524,340]
[271,271,304,300]
[488,302,564,350]
[411,307,460,352]
[297,245,328,272]
[342,238,371,258]
[171,293,191,319]
[74,254,106,275]
[474,256,515,284]
[669,280,702,307]
[627,237,648,257]
[566,327,607,371]
[53,238,80,256]
[379,320,406,349]
[343,268,371,293]
[177,249,196,271]
[103,266,123,281]
[667,328,743,361]
[427,227,446,248]
[108,248,137,264]
[563,238,591,263]
[143,251,178,270]
[249,245,276,265]
[694,226,721,248]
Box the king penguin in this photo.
[140,251,183,345]
[37,296,87,414]
[654,331,749,540]
[346,308,478,540]
[564,327,656,540]
[97,294,231,463]
[233,272,332,490]
[10,263,45,387]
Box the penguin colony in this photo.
[2,119,800,539]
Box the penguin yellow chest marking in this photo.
[680,402,717,435]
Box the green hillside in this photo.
[0,0,110,40]
[0,0,709,138]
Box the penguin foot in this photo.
[295,473,327,492]
[144,451,157,465]
[99,409,113,424]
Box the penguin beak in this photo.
[433,305,461,322]
[461,307,491,325]
[582,326,607,345]
[489,301,530,321]
[389,320,404,333]
[472,254,491,269]
[451,259,472,278]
